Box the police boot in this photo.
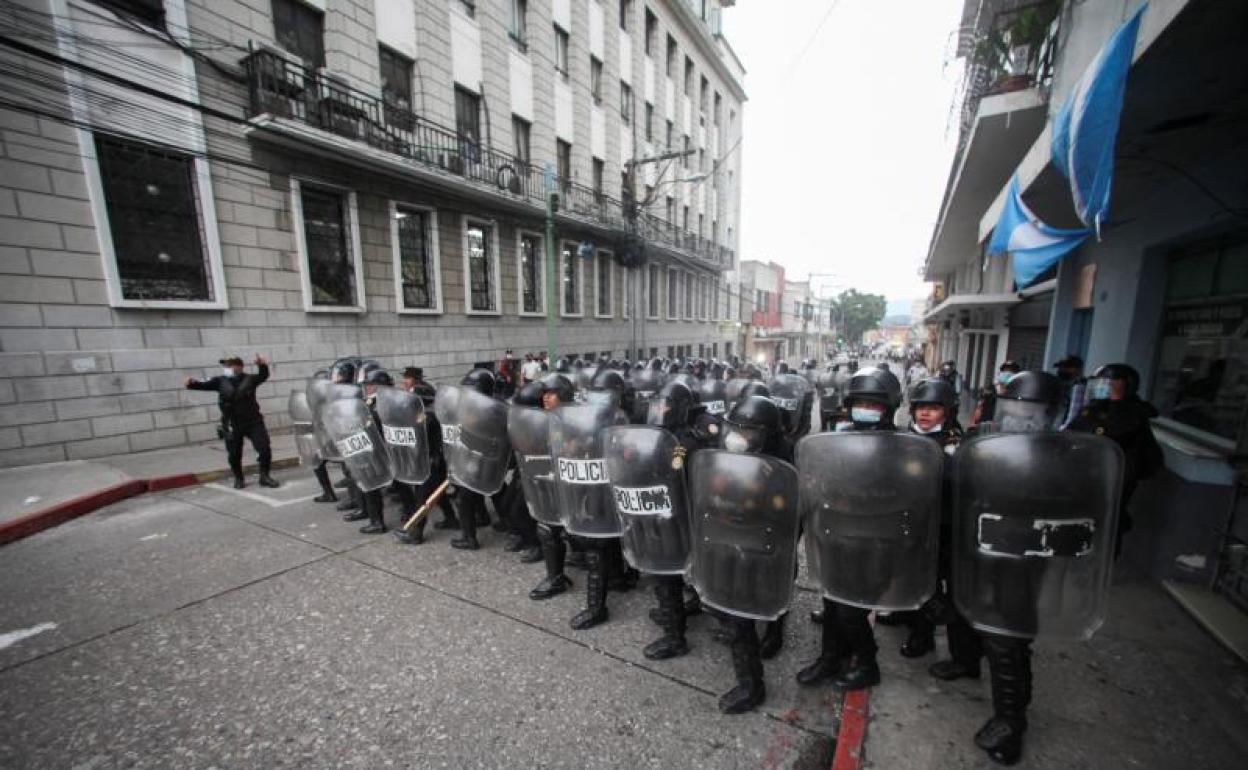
[832,605,880,691]
[975,635,1031,766]
[718,621,765,714]
[530,527,572,600]
[258,472,280,488]
[233,475,245,489]
[930,616,982,681]
[644,577,689,660]
[569,548,608,630]
[392,522,425,545]
[312,464,336,503]
[797,600,848,686]
[337,484,361,512]
[333,476,350,489]
[900,612,935,658]
[759,612,786,660]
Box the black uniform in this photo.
[187,363,274,486]
[392,389,457,544]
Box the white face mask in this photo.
[723,431,750,454]
[223,367,236,377]
[1087,378,1112,401]
[851,407,883,424]
[912,421,942,435]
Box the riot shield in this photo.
[508,404,560,526]
[952,432,1124,641]
[668,373,700,392]
[724,377,757,410]
[288,388,320,466]
[688,450,801,621]
[629,368,665,423]
[436,385,511,495]
[321,397,393,491]
[604,425,691,575]
[797,432,943,611]
[309,380,362,462]
[768,373,813,433]
[550,403,627,537]
[373,386,431,484]
[816,370,840,415]
[697,379,729,417]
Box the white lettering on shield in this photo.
[704,400,726,415]
[336,431,373,458]
[614,485,673,517]
[383,425,418,446]
[442,424,461,445]
[556,458,609,485]
[773,397,798,410]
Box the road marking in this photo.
[205,478,318,508]
[139,533,168,541]
[0,622,57,651]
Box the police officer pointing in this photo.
[187,354,279,490]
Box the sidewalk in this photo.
[0,433,299,543]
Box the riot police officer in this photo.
[392,372,455,545]
[356,369,396,534]
[529,374,578,600]
[797,366,902,691]
[448,368,501,550]
[186,354,279,490]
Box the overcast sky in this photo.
[721,0,965,310]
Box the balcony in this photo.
[242,48,733,271]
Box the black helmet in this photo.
[647,381,694,430]
[908,378,956,412]
[722,395,783,454]
[555,357,572,373]
[738,381,771,401]
[573,358,585,370]
[462,368,497,396]
[648,357,664,371]
[845,367,901,410]
[355,359,383,384]
[362,368,393,387]
[330,358,358,384]
[541,373,576,404]
[514,381,545,407]
[709,362,725,381]
[1090,363,1140,397]
[1001,371,1061,404]
[588,368,630,409]
[776,361,790,374]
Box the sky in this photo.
[721,0,966,309]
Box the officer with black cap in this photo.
[186,354,279,489]
[356,368,395,534]
[445,368,501,550]
[528,373,582,599]
[392,368,457,545]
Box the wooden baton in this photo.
[401,480,451,531]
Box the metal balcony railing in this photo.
[243,48,734,270]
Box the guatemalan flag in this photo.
[987,175,1092,288]
[1050,4,1147,232]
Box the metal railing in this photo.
[243,48,734,269]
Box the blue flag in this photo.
[1050,4,1146,232]
[988,175,1092,288]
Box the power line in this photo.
[784,0,845,76]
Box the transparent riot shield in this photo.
[436,385,510,495]
[550,403,627,537]
[310,380,362,462]
[952,432,1124,641]
[373,386,431,484]
[508,404,559,526]
[688,450,801,620]
[697,379,729,417]
[797,432,943,611]
[604,425,691,574]
[322,397,393,491]
[768,373,813,433]
[724,377,758,411]
[288,388,320,466]
[668,373,700,392]
[816,370,840,416]
[629,369,665,423]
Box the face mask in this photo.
[1087,379,1112,401]
[723,431,750,454]
[997,372,1014,384]
[851,407,883,424]
[912,421,942,435]
[223,368,237,377]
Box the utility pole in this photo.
[545,191,559,362]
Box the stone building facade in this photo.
[0,0,746,467]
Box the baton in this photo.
[401,480,451,531]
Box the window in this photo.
[590,56,603,102]
[682,135,690,167]
[561,242,582,316]
[713,91,722,125]
[684,57,693,95]
[684,271,693,319]
[665,119,673,148]
[455,86,481,157]
[509,0,527,50]
[621,264,631,319]
[556,140,572,192]
[95,0,165,29]
[700,75,709,112]
[665,195,675,225]
[644,102,654,141]
[619,0,632,30]
[517,231,543,315]
[463,219,499,313]
[682,204,689,232]
[455,0,476,18]
[698,148,705,171]
[666,35,678,78]
[292,179,363,310]
[698,213,704,238]
[596,252,613,317]
[391,203,441,313]
[647,263,660,318]
[379,46,413,112]
[512,116,531,165]
[272,0,324,67]
[644,8,657,55]
[554,24,570,80]
[667,268,679,318]
[620,81,633,123]
[592,158,605,202]
[93,135,221,306]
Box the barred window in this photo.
[379,47,413,111]
[272,0,324,67]
[667,268,678,318]
[647,263,660,318]
[465,222,496,312]
[554,24,570,79]
[562,242,581,315]
[395,205,436,311]
[519,233,542,314]
[299,184,356,307]
[596,253,612,317]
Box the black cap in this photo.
[402,366,423,380]
[219,356,244,366]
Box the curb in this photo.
[832,688,870,770]
[0,455,302,547]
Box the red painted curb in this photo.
[146,474,201,492]
[832,688,870,770]
[0,479,148,547]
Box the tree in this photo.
[831,289,887,345]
